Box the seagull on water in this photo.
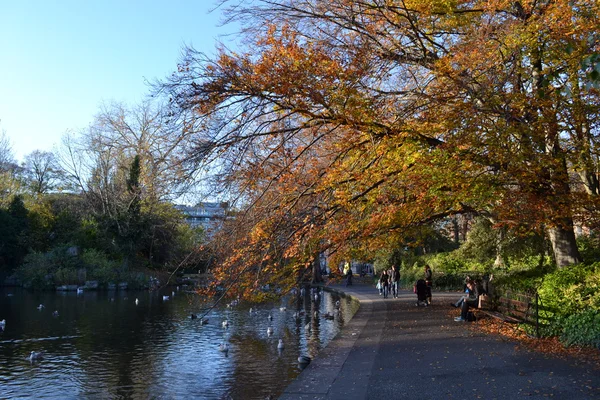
[219,342,229,353]
[29,351,44,363]
[37,304,44,311]
[135,298,139,305]
[52,311,59,317]
[267,326,273,336]
[0,319,5,331]
[222,319,229,328]
[277,339,284,350]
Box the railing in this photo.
[481,289,555,338]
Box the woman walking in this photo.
[379,270,390,299]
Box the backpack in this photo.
[466,311,477,322]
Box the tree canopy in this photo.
[159,0,600,298]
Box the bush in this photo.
[15,252,54,290]
[577,235,600,263]
[81,249,119,285]
[54,267,79,285]
[15,245,83,289]
[560,310,600,348]
[537,263,600,317]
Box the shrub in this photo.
[560,310,600,348]
[537,263,600,317]
[82,249,119,285]
[54,267,79,285]
[577,235,600,263]
[15,252,54,290]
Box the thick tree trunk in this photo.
[493,226,506,269]
[548,220,582,268]
[311,252,323,284]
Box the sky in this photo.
[0,0,237,162]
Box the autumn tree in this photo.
[159,0,600,297]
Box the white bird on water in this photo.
[0,319,5,330]
[29,351,44,363]
[279,307,286,312]
[52,311,59,317]
[267,313,273,321]
[267,326,273,336]
[277,339,284,350]
[162,295,170,301]
[219,342,229,353]
[37,304,44,311]
[222,319,229,328]
[135,298,139,305]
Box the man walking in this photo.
[391,265,400,298]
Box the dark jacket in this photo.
[379,273,390,286]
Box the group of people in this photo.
[377,264,432,301]
[377,265,401,298]
[372,265,488,323]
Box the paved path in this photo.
[279,282,600,400]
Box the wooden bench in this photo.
[476,294,532,324]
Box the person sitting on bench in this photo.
[454,279,479,322]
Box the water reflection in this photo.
[0,286,358,399]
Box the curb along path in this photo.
[279,282,600,400]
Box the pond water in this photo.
[0,286,358,399]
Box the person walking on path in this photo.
[343,261,353,286]
[391,265,400,298]
[379,270,390,299]
[424,265,433,305]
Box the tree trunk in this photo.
[452,217,460,245]
[548,220,582,268]
[493,226,506,269]
[311,252,323,284]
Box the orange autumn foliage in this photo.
[160,0,600,300]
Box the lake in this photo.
[0,286,358,399]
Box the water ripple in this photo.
[0,287,358,399]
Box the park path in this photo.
[279,281,600,400]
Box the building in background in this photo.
[175,202,228,233]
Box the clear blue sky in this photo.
[0,0,236,161]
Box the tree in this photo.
[21,150,64,195]
[159,0,600,298]
[0,195,30,271]
[57,101,196,268]
[0,129,21,206]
